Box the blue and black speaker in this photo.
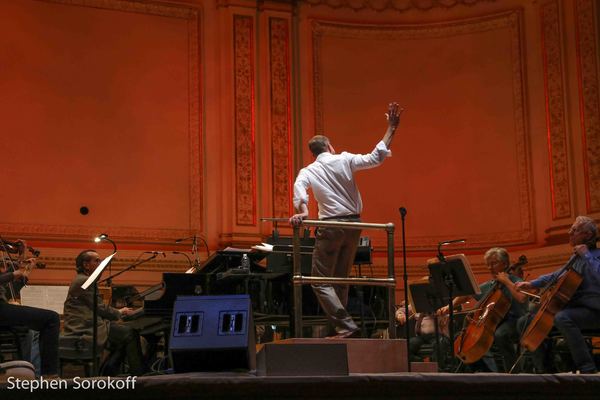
[169,294,255,372]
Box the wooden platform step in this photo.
[265,338,436,373]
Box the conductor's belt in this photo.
[320,214,360,221]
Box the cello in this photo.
[454,255,528,364]
[519,255,584,352]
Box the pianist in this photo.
[63,250,146,375]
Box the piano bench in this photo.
[59,335,100,377]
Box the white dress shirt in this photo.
[293,140,391,219]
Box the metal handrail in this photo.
[292,219,396,338]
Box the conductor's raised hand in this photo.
[385,102,403,130]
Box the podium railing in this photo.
[292,220,396,338]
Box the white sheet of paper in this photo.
[82,252,116,290]
[20,285,69,315]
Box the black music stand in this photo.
[427,254,479,364]
[408,279,447,368]
[82,252,116,376]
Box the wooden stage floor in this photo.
[3,371,600,400]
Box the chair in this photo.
[58,335,99,377]
[0,326,23,363]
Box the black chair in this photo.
[58,335,100,377]
[0,326,22,363]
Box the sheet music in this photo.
[20,285,69,315]
[222,246,253,253]
[251,243,273,252]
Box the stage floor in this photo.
[3,371,600,400]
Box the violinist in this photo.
[0,240,60,377]
[515,216,600,374]
[440,247,527,372]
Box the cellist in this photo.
[516,216,600,374]
[439,247,528,372]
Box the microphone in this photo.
[143,251,166,257]
[399,207,407,218]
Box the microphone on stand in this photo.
[174,235,210,258]
[142,251,167,258]
[172,251,193,269]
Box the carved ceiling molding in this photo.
[0,223,194,243]
[18,0,204,242]
[234,14,258,226]
[269,17,293,218]
[540,0,572,220]
[38,0,199,18]
[575,0,600,213]
[313,10,534,249]
[304,0,495,13]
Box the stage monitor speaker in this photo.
[169,294,255,373]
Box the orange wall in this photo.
[0,0,599,301]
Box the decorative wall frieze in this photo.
[269,17,293,218]
[540,0,572,220]
[575,0,600,213]
[234,14,257,226]
[33,256,187,272]
[39,0,198,18]
[305,0,495,13]
[0,223,196,242]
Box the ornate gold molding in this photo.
[7,0,203,242]
[575,0,600,213]
[312,10,534,249]
[270,17,293,218]
[541,0,572,220]
[305,0,495,13]
[39,0,198,18]
[234,14,257,226]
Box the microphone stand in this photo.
[192,235,201,271]
[399,207,410,372]
[98,253,159,285]
[175,234,209,272]
[173,251,193,270]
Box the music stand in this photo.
[408,279,447,368]
[427,254,479,363]
[82,252,116,376]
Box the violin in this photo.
[454,255,528,364]
[0,238,46,304]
